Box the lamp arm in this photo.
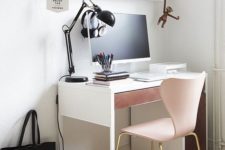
[63,31,74,75]
[67,2,88,31]
[62,2,88,75]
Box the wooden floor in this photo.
[120,145,131,150]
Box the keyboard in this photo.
[130,72,168,82]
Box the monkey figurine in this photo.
[158,0,179,28]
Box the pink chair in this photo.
[116,72,206,150]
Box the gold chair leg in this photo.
[158,142,163,150]
[116,133,129,150]
[188,132,200,150]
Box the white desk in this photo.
[58,72,207,150]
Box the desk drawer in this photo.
[115,87,161,109]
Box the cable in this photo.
[56,75,69,150]
[59,75,70,81]
[57,74,74,149]
[56,75,70,150]
[56,95,64,150]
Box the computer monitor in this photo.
[90,13,150,63]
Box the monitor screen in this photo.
[90,13,150,63]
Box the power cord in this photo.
[59,75,70,81]
[56,95,64,150]
[56,75,69,150]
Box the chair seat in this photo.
[121,118,175,142]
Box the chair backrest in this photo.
[160,72,206,138]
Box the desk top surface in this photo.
[59,72,203,93]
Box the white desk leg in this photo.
[110,95,115,150]
[110,122,115,150]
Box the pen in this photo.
[110,54,113,65]
[96,55,102,65]
[95,53,113,72]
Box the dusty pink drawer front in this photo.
[115,87,161,109]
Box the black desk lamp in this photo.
[62,0,115,82]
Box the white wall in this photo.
[157,0,215,149]
[0,0,215,149]
[0,0,68,147]
[0,0,164,148]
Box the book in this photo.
[94,75,129,81]
[94,71,129,77]
[93,78,133,86]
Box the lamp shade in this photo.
[97,10,115,27]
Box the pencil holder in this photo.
[95,53,114,73]
[101,63,112,72]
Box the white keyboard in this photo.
[130,72,168,82]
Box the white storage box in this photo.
[149,62,187,74]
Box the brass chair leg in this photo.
[116,133,129,150]
[188,132,200,150]
[159,142,163,150]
